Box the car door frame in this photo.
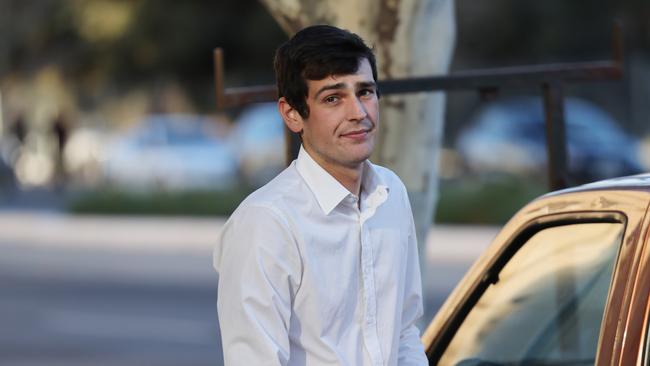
[621,191,650,366]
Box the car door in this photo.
[423,188,650,366]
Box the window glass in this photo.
[439,223,624,366]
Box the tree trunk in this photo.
[259,0,456,315]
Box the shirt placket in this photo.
[357,200,384,366]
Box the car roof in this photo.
[545,173,650,196]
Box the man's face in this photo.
[295,58,379,172]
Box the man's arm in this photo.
[214,206,302,366]
[398,186,428,365]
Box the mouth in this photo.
[341,128,371,139]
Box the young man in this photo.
[213,25,427,365]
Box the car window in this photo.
[438,222,624,366]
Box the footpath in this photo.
[0,210,497,260]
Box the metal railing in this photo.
[214,24,624,190]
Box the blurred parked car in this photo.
[228,103,285,187]
[423,173,650,365]
[457,97,644,182]
[102,115,237,191]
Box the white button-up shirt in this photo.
[214,146,427,365]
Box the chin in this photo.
[350,149,373,164]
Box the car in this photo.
[102,115,237,191]
[456,97,645,182]
[228,103,286,187]
[422,173,650,365]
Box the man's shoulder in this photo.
[215,166,304,273]
[232,163,305,218]
[219,165,302,246]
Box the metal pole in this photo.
[286,128,301,165]
[213,48,226,109]
[0,89,4,137]
[542,82,568,190]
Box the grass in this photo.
[435,174,548,225]
[68,174,547,224]
[68,187,254,217]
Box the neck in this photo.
[329,164,363,197]
[304,146,364,196]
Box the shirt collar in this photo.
[361,159,389,200]
[296,145,389,215]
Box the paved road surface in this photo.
[0,211,497,365]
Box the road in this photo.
[0,211,497,365]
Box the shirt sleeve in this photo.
[214,205,302,366]
[398,187,428,365]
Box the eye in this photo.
[323,95,340,104]
[358,88,376,98]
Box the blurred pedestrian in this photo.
[50,112,71,187]
[5,113,28,168]
[9,113,27,145]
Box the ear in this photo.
[278,97,304,133]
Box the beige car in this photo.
[424,174,650,366]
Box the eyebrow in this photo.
[357,81,377,90]
[314,82,345,99]
[313,81,377,99]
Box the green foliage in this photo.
[436,174,547,225]
[0,0,288,111]
[69,175,546,225]
[68,187,254,216]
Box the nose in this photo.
[347,96,367,122]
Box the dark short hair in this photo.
[274,25,378,118]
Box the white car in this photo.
[228,103,286,187]
[102,115,237,191]
[457,97,644,182]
